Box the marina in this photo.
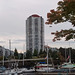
[0,43,75,75]
[0,0,75,75]
[0,68,75,75]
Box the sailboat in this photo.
[59,47,75,73]
[4,40,20,75]
[0,47,6,73]
[36,46,55,72]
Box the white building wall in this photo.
[41,18,44,51]
[26,19,29,51]
[38,17,41,53]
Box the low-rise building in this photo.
[0,46,14,57]
[44,45,58,52]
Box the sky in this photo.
[0,0,75,52]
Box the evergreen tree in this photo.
[14,48,18,59]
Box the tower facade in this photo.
[26,14,44,53]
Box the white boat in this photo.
[3,68,23,75]
[16,67,35,73]
[36,63,54,72]
[60,62,75,69]
[60,46,75,69]
[35,46,55,72]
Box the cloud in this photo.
[0,41,6,43]
[0,0,75,51]
[12,39,26,44]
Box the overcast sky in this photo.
[0,0,75,52]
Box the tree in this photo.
[51,51,59,60]
[38,50,47,58]
[33,49,38,56]
[39,49,43,55]
[46,0,75,41]
[58,52,65,62]
[26,50,32,59]
[58,47,75,62]
[0,56,3,61]
[18,53,23,59]
[14,48,18,59]
[71,48,75,62]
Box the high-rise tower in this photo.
[26,14,44,53]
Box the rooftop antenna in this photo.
[69,42,71,63]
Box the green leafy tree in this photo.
[38,50,47,58]
[0,56,3,61]
[59,47,65,58]
[33,49,38,56]
[46,0,75,41]
[58,52,65,62]
[71,48,75,62]
[58,47,75,62]
[51,51,58,60]
[18,53,23,59]
[39,49,43,55]
[14,48,18,59]
[26,50,32,59]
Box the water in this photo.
[21,73,39,75]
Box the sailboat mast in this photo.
[47,46,49,73]
[69,42,71,63]
[65,47,66,62]
[8,40,11,69]
[23,44,25,66]
[3,47,5,66]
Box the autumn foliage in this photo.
[51,29,75,41]
[46,0,75,41]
